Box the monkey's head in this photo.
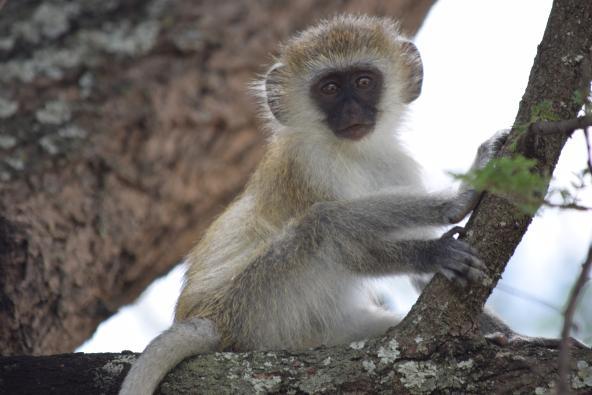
[260,15,423,143]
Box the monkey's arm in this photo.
[222,196,485,349]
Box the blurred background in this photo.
[78,0,592,352]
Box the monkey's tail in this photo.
[119,317,221,395]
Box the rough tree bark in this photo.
[0,0,436,356]
[1,0,592,394]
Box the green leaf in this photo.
[573,89,585,106]
[451,155,550,215]
[530,100,560,122]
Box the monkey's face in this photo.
[310,66,383,141]
[259,15,423,143]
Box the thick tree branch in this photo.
[1,337,591,394]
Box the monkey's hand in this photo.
[447,129,510,223]
[430,233,488,286]
[474,129,510,169]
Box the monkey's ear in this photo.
[265,63,288,124]
[400,41,423,103]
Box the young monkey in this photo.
[119,15,507,394]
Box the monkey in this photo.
[119,15,509,395]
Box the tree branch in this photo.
[558,244,592,394]
[531,115,592,136]
[584,128,592,177]
[542,201,592,211]
[1,338,591,394]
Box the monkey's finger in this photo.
[446,241,486,271]
[441,254,487,284]
[440,226,466,240]
[439,268,468,287]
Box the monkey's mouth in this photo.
[335,124,374,140]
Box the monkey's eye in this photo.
[320,82,339,95]
[355,76,373,89]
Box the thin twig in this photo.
[495,282,563,315]
[557,244,592,394]
[584,128,592,176]
[543,201,592,211]
[531,115,592,136]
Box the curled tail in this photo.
[119,318,220,395]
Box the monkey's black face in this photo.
[310,67,383,140]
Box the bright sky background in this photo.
[78,0,592,352]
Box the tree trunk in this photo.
[0,0,436,356]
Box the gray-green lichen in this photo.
[2,47,85,82]
[377,339,400,364]
[39,135,60,155]
[0,97,19,118]
[101,361,125,376]
[0,134,17,149]
[349,340,366,350]
[11,2,81,44]
[396,361,439,393]
[457,359,474,370]
[93,355,136,390]
[171,28,205,52]
[414,335,428,353]
[0,1,163,83]
[58,125,88,139]
[297,372,333,393]
[0,37,15,51]
[534,381,555,394]
[0,171,11,182]
[216,351,239,361]
[78,72,95,98]
[4,156,25,171]
[362,359,376,374]
[35,101,71,124]
[110,354,138,365]
[573,360,592,389]
[80,21,160,57]
[245,373,282,393]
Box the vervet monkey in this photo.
[119,15,507,394]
